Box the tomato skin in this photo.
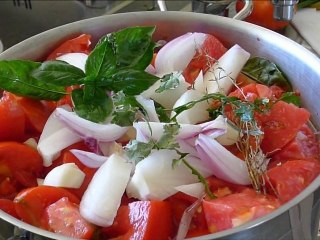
[46,197,95,239]
[0,142,43,189]
[13,186,80,228]
[102,201,173,240]
[183,34,227,84]
[0,199,19,218]
[46,34,91,60]
[266,159,320,203]
[236,0,290,31]
[203,188,280,233]
[0,92,26,142]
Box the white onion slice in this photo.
[80,153,132,227]
[38,107,81,167]
[56,53,88,72]
[171,89,210,124]
[135,95,160,122]
[70,149,109,168]
[98,141,124,157]
[145,64,156,75]
[43,163,85,188]
[141,73,190,109]
[126,149,199,200]
[193,70,205,93]
[55,107,128,142]
[195,134,251,185]
[24,138,37,149]
[175,182,204,199]
[203,44,250,95]
[155,32,207,75]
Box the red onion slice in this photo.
[195,134,251,185]
[70,149,109,168]
[55,107,128,142]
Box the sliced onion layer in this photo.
[55,107,128,142]
[70,149,109,168]
[56,53,88,72]
[195,134,251,185]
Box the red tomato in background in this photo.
[183,34,227,83]
[236,0,290,31]
[14,186,79,228]
[0,142,43,193]
[46,197,95,239]
[203,188,280,233]
[0,92,26,142]
[266,159,320,203]
[0,199,19,218]
[46,34,92,60]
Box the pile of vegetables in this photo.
[0,26,319,239]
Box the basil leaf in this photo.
[31,60,85,86]
[279,92,301,106]
[100,69,159,95]
[0,60,66,100]
[109,26,156,70]
[85,39,117,78]
[72,88,113,123]
[242,57,292,91]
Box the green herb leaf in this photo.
[85,39,117,78]
[155,73,180,93]
[100,69,159,95]
[111,91,144,126]
[72,88,113,123]
[242,57,292,91]
[109,26,156,70]
[0,60,66,100]
[31,60,86,86]
[278,92,301,106]
[125,140,154,164]
[156,124,180,150]
[154,102,171,123]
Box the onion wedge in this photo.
[80,153,132,227]
[195,134,251,185]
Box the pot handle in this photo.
[233,0,253,20]
[157,0,167,11]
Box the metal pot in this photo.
[0,11,319,240]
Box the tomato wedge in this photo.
[14,186,79,228]
[0,142,43,188]
[183,34,227,83]
[0,92,26,142]
[46,197,95,238]
[203,188,280,233]
[102,201,173,240]
[266,159,320,203]
[0,199,19,218]
[46,34,91,60]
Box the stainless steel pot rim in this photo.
[0,11,319,240]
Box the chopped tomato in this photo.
[0,142,43,188]
[203,188,280,233]
[269,124,319,167]
[0,177,21,199]
[13,96,56,135]
[46,197,95,238]
[266,159,320,203]
[0,92,26,142]
[102,201,173,240]
[183,34,227,83]
[46,34,91,60]
[14,186,79,228]
[260,101,310,154]
[207,176,248,196]
[167,192,209,238]
[0,199,19,219]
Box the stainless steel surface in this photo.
[272,0,299,21]
[233,0,253,20]
[0,11,319,240]
[13,0,32,9]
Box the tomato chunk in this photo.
[0,199,19,218]
[46,34,91,60]
[14,186,79,228]
[46,197,95,238]
[0,142,43,188]
[0,92,26,142]
[102,201,173,240]
[203,188,280,233]
[266,159,320,203]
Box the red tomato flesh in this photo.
[46,197,95,239]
